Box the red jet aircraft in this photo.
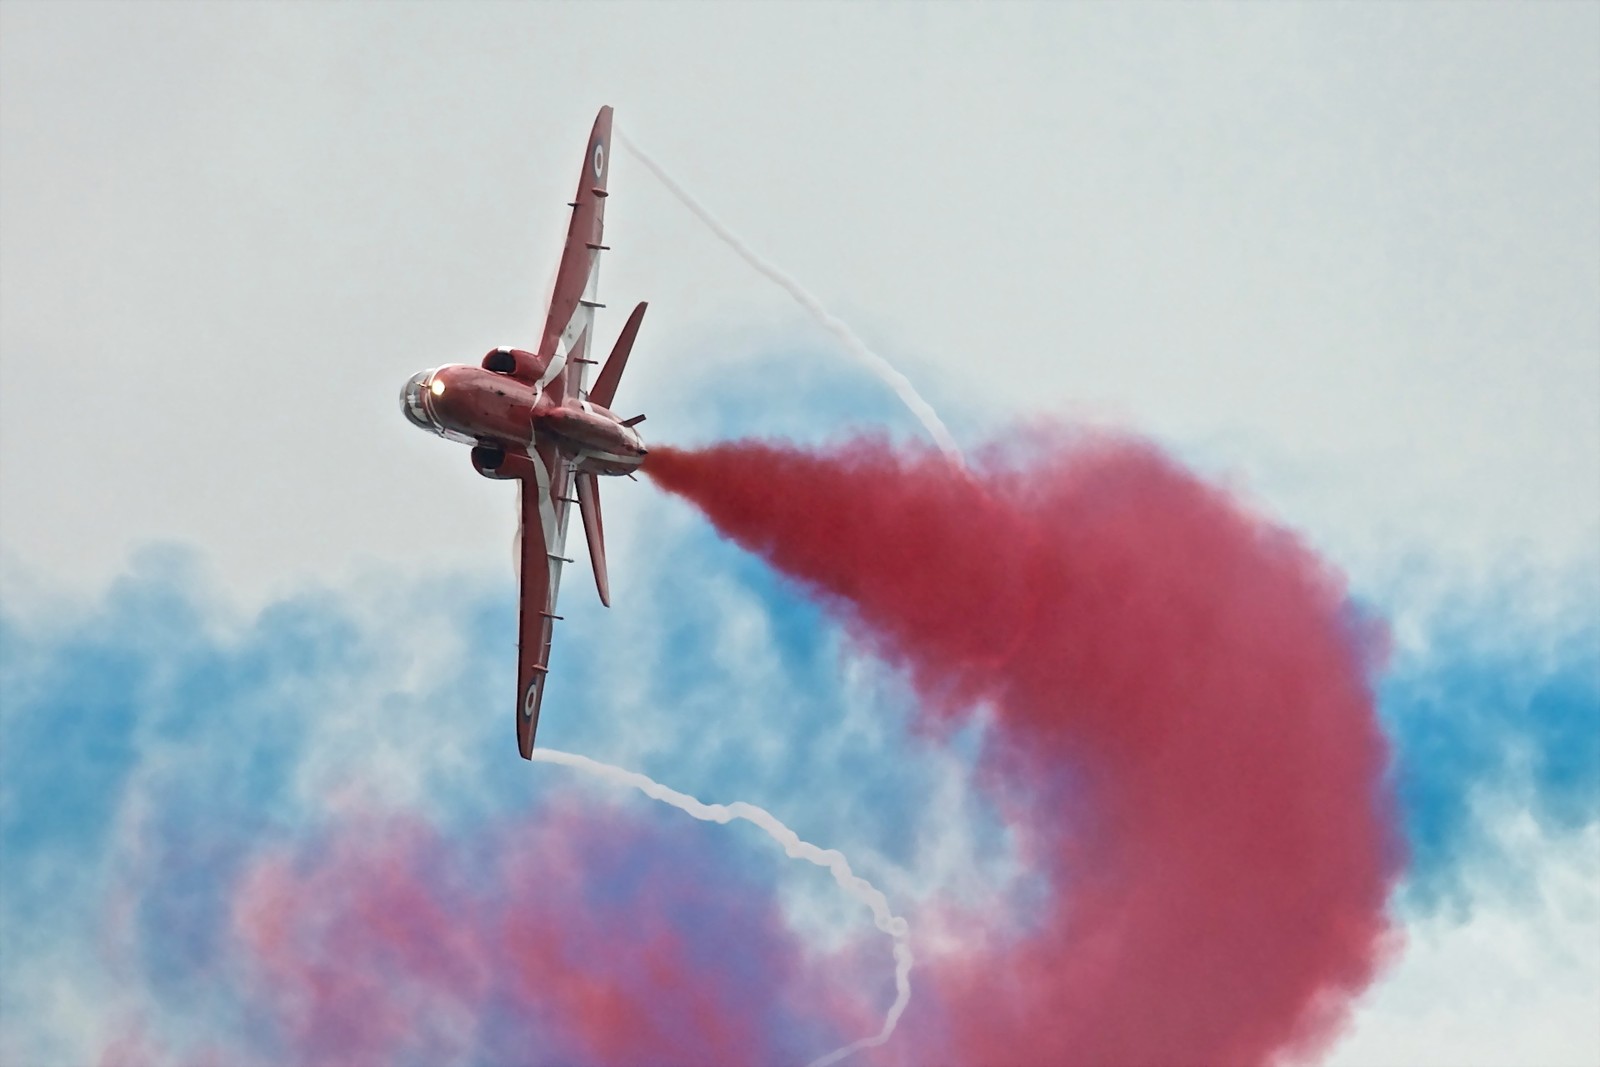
[400,106,646,758]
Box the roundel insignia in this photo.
[523,680,540,717]
[592,142,605,179]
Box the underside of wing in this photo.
[515,443,577,758]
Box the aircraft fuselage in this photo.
[401,362,646,477]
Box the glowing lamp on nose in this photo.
[431,377,446,396]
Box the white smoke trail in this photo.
[617,130,965,468]
[529,747,913,1067]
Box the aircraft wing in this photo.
[516,440,577,758]
[513,106,613,758]
[502,106,613,401]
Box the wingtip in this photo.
[518,702,539,760]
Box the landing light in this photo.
[430,377,446,396]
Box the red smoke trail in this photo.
[645,432,1401,1066]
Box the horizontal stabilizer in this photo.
[589,301,647,409]
[576,471,609,607]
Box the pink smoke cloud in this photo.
[226,802,842,1066]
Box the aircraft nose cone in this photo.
[401,370,435,431]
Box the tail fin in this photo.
[589,301,647,409]
[576,471,609,606]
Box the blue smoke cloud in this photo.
[0,538,894,1063]
[1379,576,1600,912]
[2,342,1593,1058]
[4,543,1592,1053]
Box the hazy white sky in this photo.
[2,2,1595,605]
